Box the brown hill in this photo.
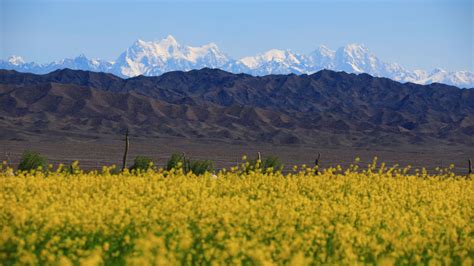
[0,68,473,146]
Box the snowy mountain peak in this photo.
[308,45,336,70]
[8,55,25,65]
[156,35,180,53]
[128,37,179,59]
[112,36,229,77]
[133,39,146,46]
[335,43,378,73]
[431,68,446,74]
[236,49,308,75]
[185,42,228,64]
[264,49,293,61]
[338,43,373,63]
[161,35,178,45]
[71,54,91,64]
[240,49,301,68]
[200,42,219,50]
[313,45,335,57]
[343,43,369,53]
[1,38,473,88]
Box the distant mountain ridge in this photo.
[1,35,473,88]
[1,68,473,146]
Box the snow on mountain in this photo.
[0,55,42,73]
[402,68,474,87]
[0,54,112,74]
[307,45,335,71]
[335,44,374,73]
[234,49,309,75]
[186,42,229,67]
[111,35,230,77]
[8,55,25,65]
[44,54,112,73]
[332,43,407,79]
[1,35,473,88]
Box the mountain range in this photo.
[1,68,473,146]
[1,35,473,88]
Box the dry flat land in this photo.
[1,135,472,174]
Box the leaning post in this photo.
[121,128,129,172]
[468,158,472,178]
[182,152,187,174]
[315,152,321,175]
[257,152,262,169]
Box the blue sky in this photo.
[1,0,472,71]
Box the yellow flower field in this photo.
[1,159,473,265]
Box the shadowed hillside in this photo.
[0,68,473,146]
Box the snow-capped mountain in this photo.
[0,54,111,74]
[402,68,474,87]
[230,49,309,75]
[7,55,26,65]
[1,35,473,88]
[313,44,410,82]
[46,54,113,73]
[307,45,336,71]
[0,55,42,73]
[112,35,230,77]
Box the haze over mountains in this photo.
[1,35,473,88]
[1,68,473,147]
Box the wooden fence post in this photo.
[182,152,187,174]
[315,152,321,175]
[121,128,129,172]
[469,158,472,177]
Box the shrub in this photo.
[130,156,154,172]
[166,153,214,175]
[244,155,283,173]
[261,156,283,173]
[17,151,47,172]
[166,153,186,171]
[189,159,214,175]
